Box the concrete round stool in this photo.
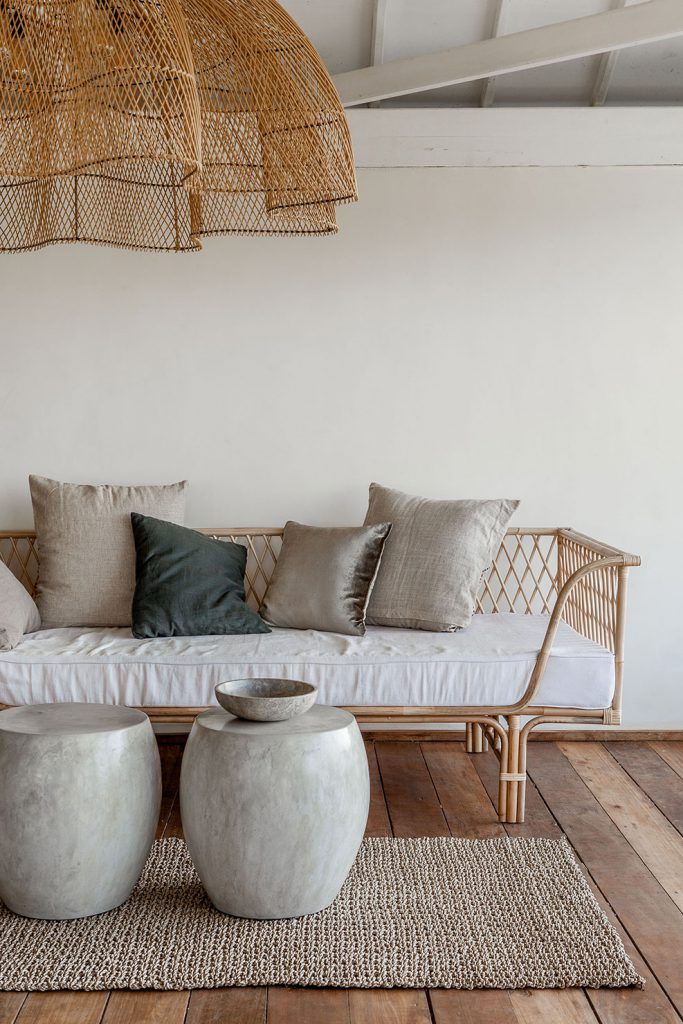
[0,703,161,920]
[180,705,369,919]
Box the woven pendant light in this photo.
[0,0,357,252]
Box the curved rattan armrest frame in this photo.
[505,550,638,716]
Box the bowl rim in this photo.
[215,678,317,701]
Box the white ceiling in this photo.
[282,0,683,105]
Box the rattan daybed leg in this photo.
[516,721,529,823]
[501,715,526,824]
[466,722,488,753]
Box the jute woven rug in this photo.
[0,837,642,991]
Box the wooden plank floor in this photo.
[3,738,682,1024]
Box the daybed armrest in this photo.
[558,528,640,568]
[513,529,641,720]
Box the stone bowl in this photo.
[215,678,318,722]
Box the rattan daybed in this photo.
[0,527,640,824]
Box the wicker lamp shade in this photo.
[0,0,357,252]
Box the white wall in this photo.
[1,166,681,728]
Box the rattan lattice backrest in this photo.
[0,528,560,615]
[207,530,283,609]
[0,533,39,595]
[0,0,357,251]
[475,530,558,616]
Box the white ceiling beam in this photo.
[334,0,683,107]
[481,0,510,108]
[346,107,683,167]
[369,0,390,110]
[592,0,628,106]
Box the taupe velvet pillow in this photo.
[0,561,41,650]
[364,483,519,632]
[30,475,188,628]
[260,521,391,636]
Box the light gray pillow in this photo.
[260,521,391,636]
[0,560,41,650]
[364,483,519,632]
[30,475,188,628]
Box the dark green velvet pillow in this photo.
[131,514,270,639]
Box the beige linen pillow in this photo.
[260,521,391,636]
[0,561,41,650]
[30,475,188,628]
[364,483,519,632]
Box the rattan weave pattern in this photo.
[0,0,357,251]
[558,533,619,653]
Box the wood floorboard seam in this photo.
[2,993,27,1024]
[424,988,438,1024]
[180,990,190,1024]
[603,742,683,839]
[98,993,111,1024]
[418,744,449,833]
[372,742,398,839]
[651,742,683,781]
[161,793,178,840]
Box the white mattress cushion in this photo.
[0,614,614,711]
